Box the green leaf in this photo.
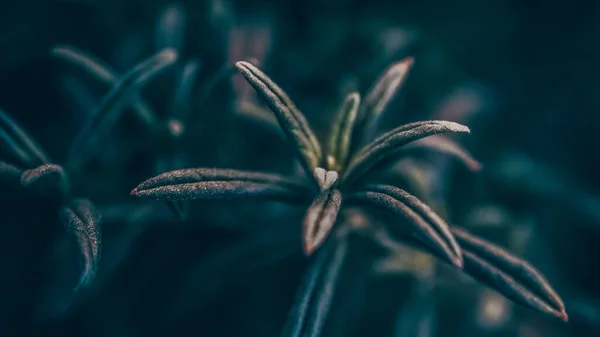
[452,227,567,321]
[327,92,360,172]
[58,198,102,291]
[343,120,470,186]
[66,48,178,167]
[0,160,23,184]
[352,57,414,150]
[51,45,160,130]
[131,168,312,202]
[21,164,71,200]
[302,188,342,255]
[0,108,49,167]
[281,232,348,337]
[236,61,322,173]
[346,190,463,268]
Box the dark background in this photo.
[1,0,599,336]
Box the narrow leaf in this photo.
[52,45,160,129]
[281,233,347,337]
[0,108,49,166]
[327,92,360,171]
[346,191,462,268]
[58,198,102,291]
[302,236,348,337]
[21,164,71,200]
[0,161,23,183]
[155,3,186,51]
[362,184,462,262]
[131,168,312,201]
[302,188,342,255]
[66,48,178,166]
[401,135,482,171]
[352,57,414,149]
[236,61,322,173]
[343,120,470,186]
[168,60,200,126]
[451,227,567,321]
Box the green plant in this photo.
[131,58,567,336]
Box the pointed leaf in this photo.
[0,108,49,166]
[21,164,71,200]
[302,236,348,337]
[281,233,348,337]
[168,60,200,127]
[346,190,462,268]
[302,188,342,255]
[452,227,567,321]
[362,184,462,261]
[131,168,312,201]
[401,135,482,171]
[0,161,23,184]
[327,92,360,171]
[343,120,470,186]
[66,48,178,166]
[352,57,414,149]
[236,61,322,173]
[52,45,160,130]
[58,198,102,291]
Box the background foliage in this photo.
[1,0,599,336]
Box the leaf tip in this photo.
[130,187,140,196]
[559,310,569,322]
[302,238,319,256]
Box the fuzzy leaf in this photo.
[236,61,322,173]
[58,198,102,291]
[52,45,159,129]
[343,120,470,186]
[66,48,178,166]
[346,190,462,268]
[401,135,482,171]
[352,57,414,149]
[327,92,360,171]
[302,188,342,255]
[452,227,567,321]
[281,233,348,337]
[0,108,49,167]
[21,164,70,199]
[131,168,312,201]
[363,184,462,261]
[0,160,23,183]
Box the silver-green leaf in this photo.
[352,57,414,149]
[131,168,312,202]
[346,190,463,268]
[343,120,470,186]
[452,227,567,321]
[236,61,322,173]
[302,188,342,255]
[58,198,102,291]
[327,92,360,172]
